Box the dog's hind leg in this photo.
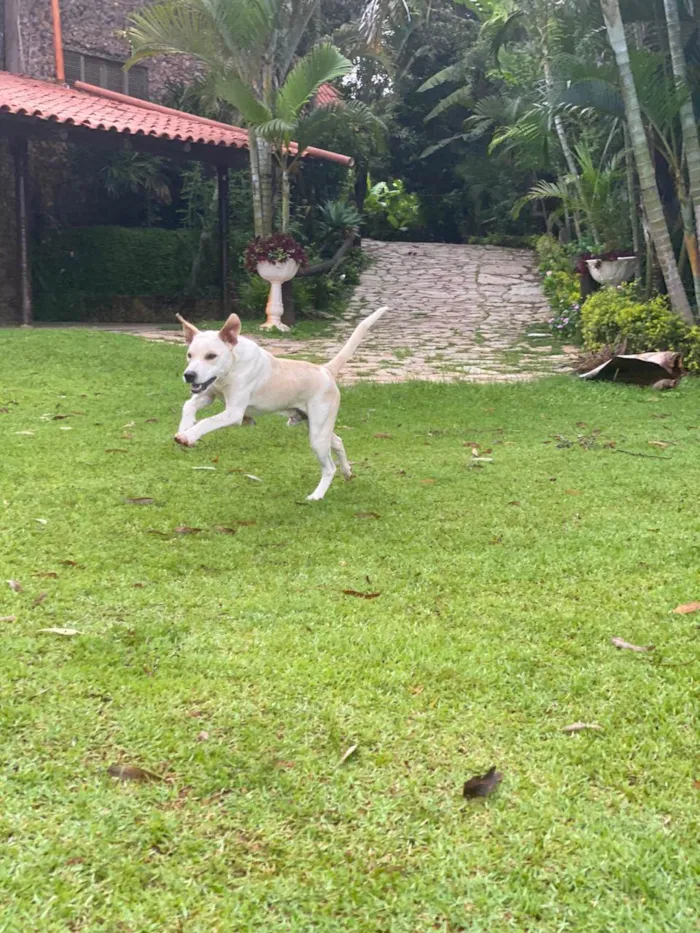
[331,433,352,480]
[306,395,340,501]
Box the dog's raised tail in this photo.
[324,307,388,378]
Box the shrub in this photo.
[581,284,686,352]
[535,235,571,274]
[680,326,700,374]
[363,179,423,239]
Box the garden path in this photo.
[128,240,572,383]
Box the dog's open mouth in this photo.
[190,377,216,395]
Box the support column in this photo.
[217,165,231,317]
[13,138,32,327]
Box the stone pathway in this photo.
[126,240,572,383]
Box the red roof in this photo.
[0,71,352,165]
[316,83,342,107]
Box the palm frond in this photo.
[215,73,272,124]
[424,86,473,121]
[276,44,352,121]
[417,62,467,93]
[126,3,223,70]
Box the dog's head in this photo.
[176,313,241,394]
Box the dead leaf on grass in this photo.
[339,744,358,765]
[463,766,502,799]
[60,560,79,567]
[192,466,216,471]
[508,501,521,507]
[107,764,163,783]
[15,431,35,436]
[611,637,655,653]
[237,520,257,527]
[275,760,295,769]
[648,441,669,449]
[34,571,59,579]
[1,616,17,623]
[420,479,435,485]
[105,448,128,454]
[38,627,80,636]
[174,526,202,535]
[215,526,237,535]
[147,529,171,537]
[342,589,381,600]
[196,731,210,742]
[146,418,158,424]
[374,433,392,439]
[562,722,602,733]
[245,474,262,482]
[133,583,145,589]
[673,602,700,614]
[32,592,48,607]
[7,580,23,593]
[355,511,380,520]
[125,497,155,506]
[565,489,582,496]
[187,709,205,718]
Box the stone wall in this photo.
[16,0,196,100]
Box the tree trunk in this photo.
[247,129,264,238]
[542,59,584,240]
[623,125,641,278]
[663,0,700,284]
[281,165,290,233]
[257,138,274,237]
[600,0,693,324]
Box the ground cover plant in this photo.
[1,330,699,932]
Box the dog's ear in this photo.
[219,313,241,348]
[176,313,199,346]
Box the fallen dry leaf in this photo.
[215,526,237,535]
[355,511,380,520]
[32,592,48,607]
[245,474,262,482]
[508,501,521,507]
[565,489,581,496]
[146,418,159,424]
[1,616,17,623]
[105,448,128,454]
[562,722,602,733]
[237,519,257,527]
[673,602,700,614]
[59,560,78,567]
[174,526,202,535]
[125,497,154,506]
[342,589,381,600]
[339,744,358,765]
[420,479,435,485]
[610,637,655,653]
[463,766,502,799]
[15,431,35,436]
[7,579,23,593]
[192,466,216,471]
[187,709,205,718]
[274,760,295,770]
[472,457,494,463]
[147,529,171,537]
[132,583,145,589]
[374,432,392,439]
[38,627,80,636]
[648,440,669,449]
[35,518,47,526]
[196,731,210,742]
[107,764,162,783]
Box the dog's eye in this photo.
[186,353,192,359]
[205,353,218,360]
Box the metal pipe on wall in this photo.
[50,0,65,82]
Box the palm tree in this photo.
[127,0,323,237]
[599,0,693,323]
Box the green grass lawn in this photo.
[1,330,698,933]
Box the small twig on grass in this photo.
[612,449,672,461]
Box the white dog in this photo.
[174,307,387,500]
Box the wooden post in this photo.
[217,164,231,317]
[13,138,33,326]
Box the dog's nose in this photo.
[184,371,196,384]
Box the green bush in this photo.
[581,284,687,352]
[535,235,572,274]
[680,326,700,374]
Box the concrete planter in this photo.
[585,256,637,287]
[257,259,299,332]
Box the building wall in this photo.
[0,140,19,324]
[14,0,197,100]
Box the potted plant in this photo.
[580,249,637,287]
[245,234,308,332]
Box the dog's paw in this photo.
[174,433,195,447]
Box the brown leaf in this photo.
[187,709,205,718]
[125,497,154,506]
[132,583,145,589]
[508,501,521,507]
[7,579,23,593]
[105,448,128,454]
[576,421,587,428]
[34,571,58,579]
[694,779,700,790]
[565,489,581,496]
[673,601,700,614]
[107,764,162,783]
[562,722,602,733]
[274,760,295,769]
[146,418,159,424]
[420,479,435,485]
[463,766,502,799]
[0,616,17,623]
[147,529,171,537]
[38,627,80,636]
[374,432,392,439]
[610,637,655,653]
[60,560,78,567]
[196,731,210,742]
[215,526,237,535]
[237,519,257,527]
[32,592,48,607]
[342,589,381,600]
[355,511,380,520]
[339,744,358,765]
[489,536,503,545]
[174,526,202,535]
[52,414,69,420]
[648,440,668,449]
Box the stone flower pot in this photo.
[585,256,637,287]
[257,258,299,332]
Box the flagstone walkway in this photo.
[126,240,572,383]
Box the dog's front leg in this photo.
[178,393,214,434]
[174,401,248,447]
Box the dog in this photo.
[174,307,387,500]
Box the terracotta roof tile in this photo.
[0,71,352,165]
